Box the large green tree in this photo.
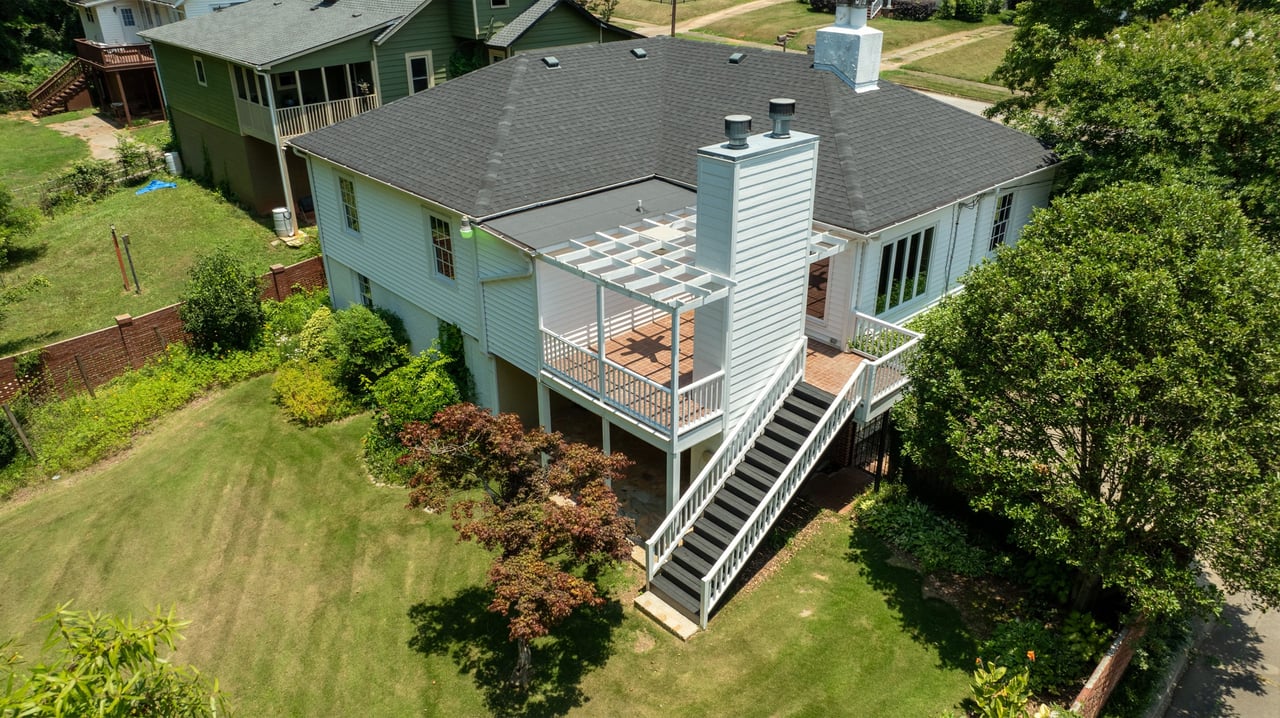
[403,404,634,687]
[0,0,77,71]
[896,183,1280,620]
[998,4,1280,239]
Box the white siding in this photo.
[537,264,596,340]
[311,158,483,343]
[477,231,540,375]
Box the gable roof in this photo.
[139,0,419,68]
[486,0,639,49]
[291,37,1055,234]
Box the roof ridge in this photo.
[472,56,531,215]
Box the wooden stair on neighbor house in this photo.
[648,381,834,624]
[29,59,89,119]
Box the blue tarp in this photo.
[135,180,177,195]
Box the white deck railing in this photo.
[848,311,920,415]
[277,94,380,139]
[542,329,724,436]
[699,359,871,627]
[645,337,807,582]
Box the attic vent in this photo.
[310,0,337,9]
[728,52,746,64]
[542,56,561,68]
[630,48,647,59]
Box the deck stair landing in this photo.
[649,382,833,623]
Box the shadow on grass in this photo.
[407,586,624,717]
[0,330,58,357]
[847,528,977,671]
[5,240,48,269]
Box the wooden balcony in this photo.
[74,39,154,70]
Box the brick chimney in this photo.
[813,0,883,93]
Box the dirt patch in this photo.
[43,113,132,160]
[632,629,656,653]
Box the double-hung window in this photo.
[875,227,934,314]
[989,192,1014,250]
[339,177,360,233]
[357,274,373,308]
[405,52,433,94]
[428,214,455,280]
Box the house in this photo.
[291,5,1056,629]
[136,0,636,219]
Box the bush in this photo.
[28,345,277,473]
[808,0,837,13]
[179,248,265,355]
[298,305,337,361]
[954,0,985,21]
[271,361,358,426]
[329,305,408,396]
[112,133,157,181]
[998,7,1016,24]
[262,288,330,361]
[368,350,459,439]
[978,615,1106,695]
[0,184,38,269]
[40,160,115,213]
[853,484,993,576]
[437,320,476,402]
[892,0,938,21]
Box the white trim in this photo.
[404,50,434,94]
[192,55,207,86]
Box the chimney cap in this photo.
[724,114,751,149]
[768,99,796,138]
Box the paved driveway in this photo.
[1165,594,1280,717]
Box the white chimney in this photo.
[694,102,820,427]
[813,0,883,93]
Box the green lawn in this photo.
[902,31,1013,84]
[0,112,88,203]
[882,69,1016,103]
[699,8,999,53]
[128,120,173,151]
[612,0,744,26]
[0,376,974,716]
[0,181,296,356]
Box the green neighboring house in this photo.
[139,0,635,219]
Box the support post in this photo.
[537,383,551,469]
[122,234,141,294]
[596,285,606,401]
[600,417,612,487]
[670,310,680,433]
[73,355,96,398]
[111,225,130,291]
[260,71,297,229]
[3,405,34,459]
[113,71,132,126]
[666,445,681,512]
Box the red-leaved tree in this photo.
[403,404,634,687]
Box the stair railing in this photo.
[699,359,871,627]
[27,59,85,114]
[645,336,807,582]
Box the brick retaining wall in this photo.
[1071,622,1148,718]
[0,256,326,403]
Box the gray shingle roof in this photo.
[139,0,418,68]
[291,37,1055,234]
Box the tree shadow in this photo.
[846,528,978,671]
[1166,602,1267,718]
[0,331,57,358]
[407,586,623,717]
[4,240,48,270]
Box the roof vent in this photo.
[630,47,648,59]
[542,56,560,69]
[728,52,746,64]
[724,114,751,149]
[768,98,795,138]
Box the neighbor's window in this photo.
[405,52,433,94]
[875,227,934,314]
[193,56,207,86]
[339,177,360,233]
[429,214,455,279]
[989,192,1014,251]
[120,7,136,25]
[357,274,373,308]
[492,0,510,7]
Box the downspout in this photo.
[259,69,297,230]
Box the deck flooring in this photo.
[804,339,864,396]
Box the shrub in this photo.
[112,133,156,181]
[853,484,993,576]
[0,184,37,269]
[298,305,337,361]
[438,320,476,402]
[979,617,1100,695]
[935,0,955,19]
[271,361,358,426]
[262,288,330,361]
[40,160,115,213]
[892,0,938,21]
[179,248,265,355]
[329,305,408,396]
[954,0,986,21]
[809,0,837,13]
[998,8,1016,24]
[368,350,460,439]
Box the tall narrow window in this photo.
[120,7,136,26]
[429,214,455,279]
[357,274,373,308]
[875,227,934,314]
[405,52,433,94]
[339,177,360,233]
[989,193,1014,250]
[193,57,207,86]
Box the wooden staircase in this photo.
[649,382,833,623]
[29,59,88,118]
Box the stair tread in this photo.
[658,560,702,595]
[744,449,786,475]
[764,421,808,447]
[704,504,747,534]
[650,575,699,616]
[794,382,836,405]
[713,489,755,519]
[683,532,726,563]
[735,462,777,490]
[724,475,766,503]
[775,406,821,432]
[691,521,734,548]
[671,546,712,578]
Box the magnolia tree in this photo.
[896,183,1280,620]
[403,404,634,687]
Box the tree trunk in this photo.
[1070,571,1102,613]
[511,637,532,689]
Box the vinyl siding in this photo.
[477,231,540,375]
[153,42,239,132]
[509,6,621,53]
[271,32,377,73]
[376,0,455,101]
[310,158,483,343]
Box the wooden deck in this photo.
[597,314,695,387]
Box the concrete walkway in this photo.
[44,112,126,160]
[1164,594,1280,717]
